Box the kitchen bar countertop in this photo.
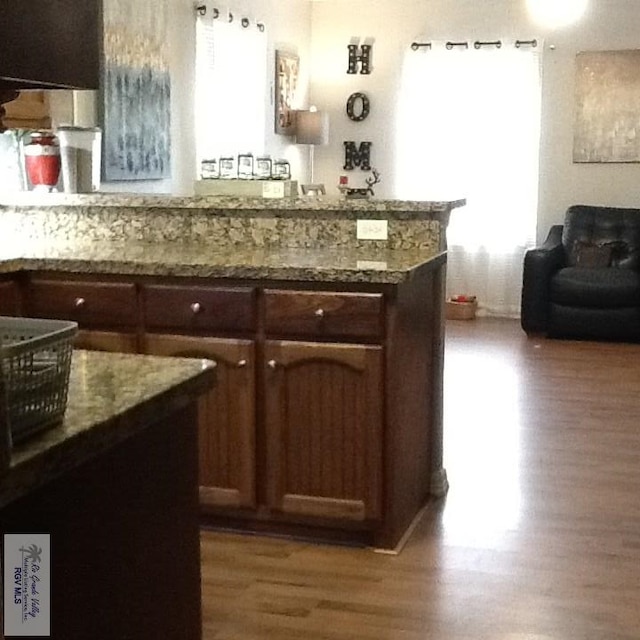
[0,349,216,509]
[0,194,463,283]
[0,192,465,217]
[0,240,446,284]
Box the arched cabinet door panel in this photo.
[264,339,383,525]
[142,333,256,510]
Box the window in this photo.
[195,7,267,171]
[396,41,542,316]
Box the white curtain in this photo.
[195,6,267,167]
[396,42,542,317]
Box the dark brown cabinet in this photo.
[13,268,442,549]
[142,286,384,529]
[0,279,21,316]
[141,333,256,511]
[0,0,101,91]
[264,340,383,523]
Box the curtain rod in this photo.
[410,38,538,50]
[195,4,265,31]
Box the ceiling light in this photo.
[526,0,588,28]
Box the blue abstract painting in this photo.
[102,0,171,181]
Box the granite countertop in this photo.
[0,240,446,284]
[0,350,216,509]
[0,192,466,217]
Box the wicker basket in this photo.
[0,316,77,444]
[446,297,478,320]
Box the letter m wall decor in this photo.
[343,141,372,171]
[102,0,171,180]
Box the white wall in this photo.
[308,0,640,242]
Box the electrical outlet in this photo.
[356,219,388,240]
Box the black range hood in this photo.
[0,0,103,91]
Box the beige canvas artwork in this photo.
[574,50,640,163]
[275,51,299,135]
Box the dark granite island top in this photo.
[1,349,216,509]
[0,349,216,640]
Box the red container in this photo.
[24,132,61,190]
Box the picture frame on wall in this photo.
[275,50,299,135]
[574,50,640,163]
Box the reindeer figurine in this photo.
[365,168,382,196]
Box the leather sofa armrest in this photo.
[521,225,565,334]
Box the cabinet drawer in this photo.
[264,290,384,340]
[143,284,255,333]
[26,279,138,328]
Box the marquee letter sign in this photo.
[347,44,372,75]
[346,92,370,122]
[343,141,372,170]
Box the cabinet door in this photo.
[142,333,256,510]
[264,340,383,523]
[74,330,138,353]
[0,280,21,316]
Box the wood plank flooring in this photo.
[200,318,640,639]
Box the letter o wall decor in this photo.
[346,92,370,122]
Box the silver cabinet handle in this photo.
[190,302,202,314]
[75,297,86,308]
[267,359,277,369]
[315,308,325,318]
[237,359,247,368]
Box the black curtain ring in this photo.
[196,5,206,17]
[212,7,219,19]
[257,22,265,32]
[241,17,249,28]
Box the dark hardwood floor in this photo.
[200,318,640,639]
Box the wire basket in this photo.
[0,316,78,444]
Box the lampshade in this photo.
[295,110,329,145]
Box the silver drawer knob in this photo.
[267,359,277,369]
[190,302,202,314]
[75,297,86,308]
[315,308,325,318]
[237,359,247,368]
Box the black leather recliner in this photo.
[521,204,640,341]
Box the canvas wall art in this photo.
[102,0,171,180]
[275,50,299,135]
[574,50,640,163]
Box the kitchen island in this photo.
[0,350,216,640]
[0,193,465,551]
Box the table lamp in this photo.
[295,108,329,183]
